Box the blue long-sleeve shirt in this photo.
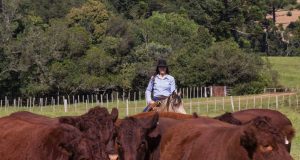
[145,74,176,104]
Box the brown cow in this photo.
[116,112,198,160]
[160,117,293,160]
[0,112,91,160]
[0,107,118,160]
[59,107,119,160]
[215,109,295,152]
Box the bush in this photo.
[287,11,292,16]
[231,81,265,95]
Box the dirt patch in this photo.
[267,10,300,28]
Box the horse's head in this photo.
[165,91,186,114]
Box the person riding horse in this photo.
[143,59,176,112]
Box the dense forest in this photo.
[1,0,300,97]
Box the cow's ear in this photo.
[111,108,119,123]
[140,113,159,131]
[240,127,257,158]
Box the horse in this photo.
[147,91,186,114]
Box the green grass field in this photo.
[0,93,299,159]
[266,57,300,88]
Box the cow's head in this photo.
[240,117,293,160]
[59,107,119,160]
[46,124,92,160]
[116,113,159,160]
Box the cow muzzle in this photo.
[109,154,118,160]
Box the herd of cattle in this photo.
[0,106,296,160]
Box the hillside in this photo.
[266,57,300,88]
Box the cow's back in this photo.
[0,113,75,160]
[232,109,292,126]
[160,117,236,160]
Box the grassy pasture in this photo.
[266,57,300,88]
[0,93,299,159]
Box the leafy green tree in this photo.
[79,46,116,91]
[67,0,109,43]
[140,12,212,49]
[19,0,85,21]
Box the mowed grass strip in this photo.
[266,57,300,88]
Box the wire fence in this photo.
[0,88,299,117]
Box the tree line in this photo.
[0,0,299,97]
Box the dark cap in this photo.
[157,59,168,67]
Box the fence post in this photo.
[75,100,77,112]
[197,87,199,99]
[5,96,8,112]
[200,87,203,98]
[106,94,109,108]
[282,95,285,107]
[64,99,68,112]
[53,98,56,112]
[92,95,94,107]
[230,96,235,112]
[214,98,217,112]
[101,94,103,106]
[186,87,189,99]
[87,95,90,108]
[222,97,225,111]
[33,97,36,109]
[77,95,80,104]
[204,87,207,98]
[117,92,119,109]
[45,98,47,107]
[17,97,20,109]
[51,97,54,112]
[68,95,70,108]
[29,97,32,109]
[95,95,98,105]
[72,96,75,107]
[182,88,185,99]
[13,98,16,110]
